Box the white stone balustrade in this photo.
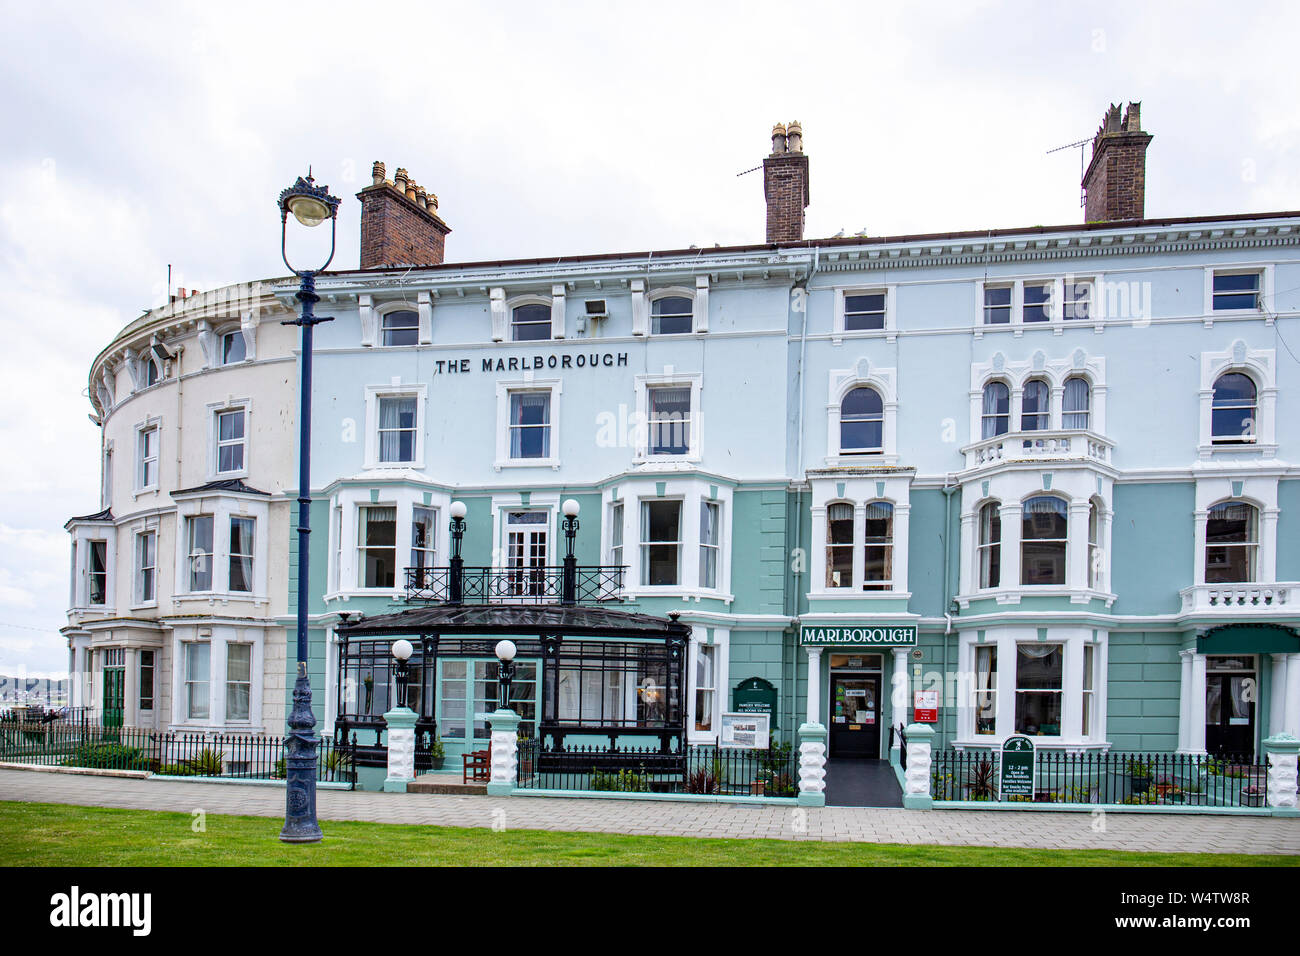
[1180,583,1295,613]
[961,430,1112,470]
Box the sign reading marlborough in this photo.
[999,735,1036,799]
[799,624,917,646]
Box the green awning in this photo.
[1198,623,1300,655]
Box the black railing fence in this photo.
[514,739,798,797]
[931,749,1265,807]
[0,721,355,787]
[405,565,625,605]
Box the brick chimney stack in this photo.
[763,121,810,243]
[1082,102,1153,222]
[357,160,452,269]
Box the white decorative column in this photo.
[958,510,977,594]
[1178,650,1194,752]
[1261,507,1280,583]
[1062,638,1084,740]
[382,706,418,793]
[1192,509,1209,585]
[1265,734,1300,813]
[797,722,827,807]
[1270,654,1289,738]
[1189,653,1208,754]
[902,723,935,810]
[1068,502,1091,591]
[892,648,909,748]
[123,648,139,729]
[1285,654,1300,737]
[805,646,824,725]
[1000,504,1023,588]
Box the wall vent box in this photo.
[585,299,608,319]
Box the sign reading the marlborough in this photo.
[799,624,917,646]
[425,352,630,377]
[999,735,1036,799]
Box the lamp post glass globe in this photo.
[495,640,517,662]
[562,498,580,518]
[392,639,414,661]
[450,500,467,519]
[288,195,330,227]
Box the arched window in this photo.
[981,382,1009,438]
[381,310,419,347]
[840,387,883,453]
[1211,373,1257,444]
[1088,499,1102,589]
[1206,501,1258,583]
[511,303,551,341]
[143,355,161,387]
[1021,496,1067,585]
[863,501,893,590]
[1063,376,1090,430]
[651,296,693,335]
[826,503,854,588]
[1021,379,1049,431]
[978,502,1001,589]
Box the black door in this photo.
[1205,672,1256,759]
[829,674,881,758]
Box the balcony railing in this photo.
[405,564,626,605]
[1180,583,1296,613]
[961,429,1113,470]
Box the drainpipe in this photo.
[942,473,958,748]
[788,247,818,738]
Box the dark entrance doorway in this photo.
[829,673,881,758]
[1206,656,1257,758]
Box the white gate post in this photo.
[902,723,935,809]
[797,722,827,807]
[1264,733,1300,815]
[382,706,418,793]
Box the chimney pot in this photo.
[393,167,409,192]
[770,122,787,155]
[357,165,451,269]
[786,120,803,153]
[371,161,385,186]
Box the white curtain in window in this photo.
[1063,377,1090,429]
[378,398,415,462]
[509,392,550,458]
[982,383,1008,439]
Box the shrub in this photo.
[182,748,224,776]
[61,743,151,771]
[686,769,719,794]
[157,763,197,776]
[590,767,649,792]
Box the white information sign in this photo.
[719,712,771,750]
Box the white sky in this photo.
[1,0,1297,675]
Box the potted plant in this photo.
[428,737,445,771]
[1126,758,1153,793]
[1241,784,1264,808]
[968,756,996,800]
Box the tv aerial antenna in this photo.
[1047,137,1092,208]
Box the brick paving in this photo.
[2,767,1298,855]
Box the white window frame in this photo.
[965,353,1108,451]
[698,500,722,590]
[1193,477,1279,587]
[228,515,255,593]
[507,294,554,342]
[363,383,428,470]
[134,528,158,608]
[135,419,161,493]
[185,513,216,593]
[219,326,248,365]
[494,378,561,470]
[209,401,251,479]
[1203,265,1273,316]
[687,625,730,743]
[832,285,896,343]
[1197,342,1277,458]
[825,363,898,464]
[170,625,266,731]
[973,274,1107,338]
[647,287,696,336]
[183,640,211,721]
[379,306,420,347]
[955,627,1108,747]
[634,371,702,463]
[224,642,253,723]
[356,502,399,591]
[326,486,453,602]
[171,491,270,604]
[603,478,733,601]
[68,520,117,613]
[807,475,913,599]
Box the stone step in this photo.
[405,774,488,795]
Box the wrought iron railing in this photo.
[931,749,1264,807]
[405,564,626,604]
[515,739,798,797]
[0,720,355,787]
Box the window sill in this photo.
[955,588,1116,609]
[624,586,734,604]
[128,602,159,613]
[822,454,900,468]
[494,458,560,471]
[808,590,911,601]
[365,460,426,471]
[212,470,249,481]
[1196,442,1277,461]
[951,737,1110,752]
[631,455,703,469]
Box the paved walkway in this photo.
[2,767,1298,855]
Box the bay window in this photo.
[88,540,107,605]
[699,501,720,589]
[1020,380,1049,432]
[1062,376,1090,429]
[826,503,854,588]
[1021,497,1067,586]
[187,515,214,591]
[694,644,716,733]
[1205,501,1258,583]
[1082,644,1097,737]
[229,517,254,592]
[608,502,624,568]
[977,502,1001,589]
[358,506,397,588]
[185,642,210,720]
[862,501,893,590]
[640,500,681,586]
[974,644,997,735]
[411,507,437,571]
[981,382,1009,438]
[226,644,252,721]
[1014,643,1063,736]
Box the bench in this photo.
[463,748,490,784]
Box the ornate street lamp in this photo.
[448,501,467,604]
[391,639,414,710]
[277,171,340,845]
[561,498,579,605]
[495,640,517,710]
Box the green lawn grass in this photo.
[0,801,1294,866]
